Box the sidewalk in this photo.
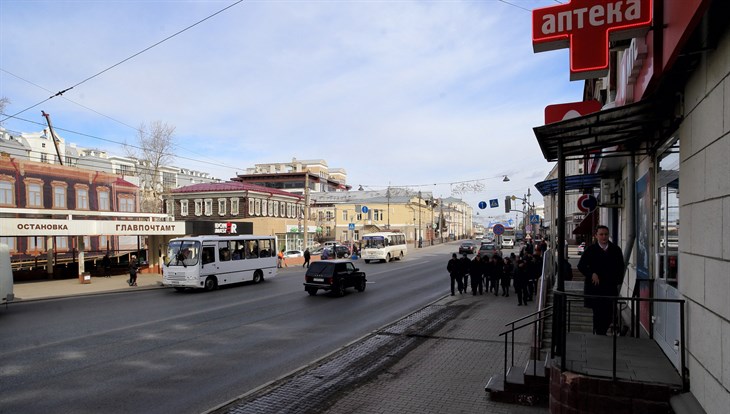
[11,272,164,302]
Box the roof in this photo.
[115,177,138,188]
[171,181,303,199]
[534,173,604,196]
[533,96,680,162]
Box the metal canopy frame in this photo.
[533,96,680,162]
[535,173,604,197]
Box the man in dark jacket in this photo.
[470,255,484,295]
[303,249,311,268]
[447,253,462,295]
[459,254,471,293]
[578,225,625,335]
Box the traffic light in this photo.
[505,196,511,213]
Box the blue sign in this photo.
[489,199,499,208]
[530,214,540,224]
[493,224,505,235]
[361,206,369,214]
[348,223,355,230]
[478,201,487,209]
[508,219,514,226]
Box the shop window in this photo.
[656,142,680,286]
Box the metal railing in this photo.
[552,290,687,391]
[499,306,553,382]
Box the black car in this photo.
[478,243,502,259]
[458,241,478,255]
[322,245,351,259]
[303,260,367,296]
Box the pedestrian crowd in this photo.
[447,238,548,306]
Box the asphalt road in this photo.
[0,243,466,414]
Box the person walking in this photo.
[447,253,462,295]
[102,253,111,278]
[489,255,502,296]
[459,254,471,294]
[470,255,484,295]
[303,248,311,268]
[578,225,625,335]
[514,258,529,305]
[501,256,514,297]
[128,255,139,287]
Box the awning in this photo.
[535,173,603,196]
[573,210,599,235]
[533,96,681,162]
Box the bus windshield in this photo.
[166,240,201,267]
[363,236,385,248]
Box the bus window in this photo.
[258,239,272,257]
[219,241,231,262]
[231,241,244,260]
[202,246,215,265]
[246,240,259,258]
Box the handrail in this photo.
[553,290,687,391]
[499,311,553,382]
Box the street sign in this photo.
[489,199,499,208]
[530,214,540,224]
[348,223,355,231]
[577,195,597,213]
[478,201,487,210]
[361,206,369,214]
[493,224,505,235]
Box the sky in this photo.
[0,0,583,225]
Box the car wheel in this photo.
[386,253,391,262]
[173,287,186,292]
[204,276,218,291]
[253,270,264,284]
[343,252,350,258]
[356,278,366,292]
[364,259,370,264]
[306,287,317,296]
[335,281,346,297]
[398,252,404,260]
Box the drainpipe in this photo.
[622,153,636,294]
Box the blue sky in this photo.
[0,0,582,223]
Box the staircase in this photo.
[485,267,589,406]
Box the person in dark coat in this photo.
[447,253,462,295]
[102,253,112,278]
[501,257,514,297]
[303,249,311,268]
[490,255,502,296]
[470,255,484,295]
[128,255,139,287]
[514,258,529,305]
[578,225,625,335]
[459,254,471,293]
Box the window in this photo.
[162,172,176,189]
[656,141,680,285]
[342,231,348,241]
[99,235,109,251]
[326,211,333,220]
[40,153,49,163]
[342,210,348,221]
[218,199,226,216]
[204,199,213,216]
[118,195,135,212]
[279,201,286,217]
[165,200,174,215]
[53,184,66,208]
[325,226,332,237]
[0,237,16,252]
[195,199,203,216]
[28,236,45,251]
[357,212,362,220]
[181,200,189,216]
[373,209,382,221]
[97,188,110,211]
[230,198,239,215]
[75,185,89,210]
[354,230,359,240]
[255,199,261,216]
[55,236,68,250]
[26,180,43,208]
[273,201,279,217]
[0,179,14,206]
[248,198,254,216]
[83,236,90,250]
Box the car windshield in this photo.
[166,240,200,267]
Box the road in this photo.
[0,243,466,414]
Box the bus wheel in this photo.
[173,287,186,292]
[364,259,370,264]
[253,270,264,284]
[385,253,391,262]
[204,277,218,291]
[398,252,404,260]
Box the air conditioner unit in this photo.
[600,179,619,206]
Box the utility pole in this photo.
[440,198,444,244]
[303,171,309,250]
[41,111,63,165]
[418,191,422,248]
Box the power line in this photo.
[0,0,245,124]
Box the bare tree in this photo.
[126,120,176,213]
[0,97,10,126]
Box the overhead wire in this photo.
[0,0,245,124]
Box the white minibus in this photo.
[163,235,277,291]
[361,232,407,263]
